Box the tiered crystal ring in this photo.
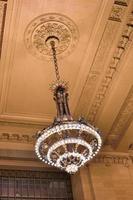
[35,121,102,173]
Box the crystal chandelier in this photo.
[35,36,102,174]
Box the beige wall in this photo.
[71,167,94,200]
[71,160,133,200]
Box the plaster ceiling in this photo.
[0,0,133,169]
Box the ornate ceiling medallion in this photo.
[24,13,79,60]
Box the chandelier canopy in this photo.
[35,34,102,174]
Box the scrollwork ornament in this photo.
[24,13,79,60]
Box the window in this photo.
[0,169,73,200]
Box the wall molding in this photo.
[91,152,133,167]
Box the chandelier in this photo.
[35,35,102,174]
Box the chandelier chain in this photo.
[50,41,60,81]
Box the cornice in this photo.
[109,0,128,22]
[74,0,131,120]
[88,5,133,123]
[0,132,36,143]
[114,0,128,7]
[91,152,133,167]
[106,85,133,147]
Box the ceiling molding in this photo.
[0,119,46,128]
[0,0,23,118]
[109,0,128,22]
[87,5,133,123]
[114,0,129,7]
[0,0,8,57]
[70,0,114,114]
[106,85,133,148]
[0,113,53,125]
[74,0,131,120]
[0,132,35,144]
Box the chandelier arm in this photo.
[50,41,60,81]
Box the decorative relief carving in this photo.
[106,86,133,147]
[109,0,129,22]
[0,132,35,143]
[75,21,120,118]
[115,0,129,6]
[74,1,131,119]
[24,13,79,60]
[92,153,132,167]
[0,0,8,58]
[109,4,126,22]
[88,10,133,123]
